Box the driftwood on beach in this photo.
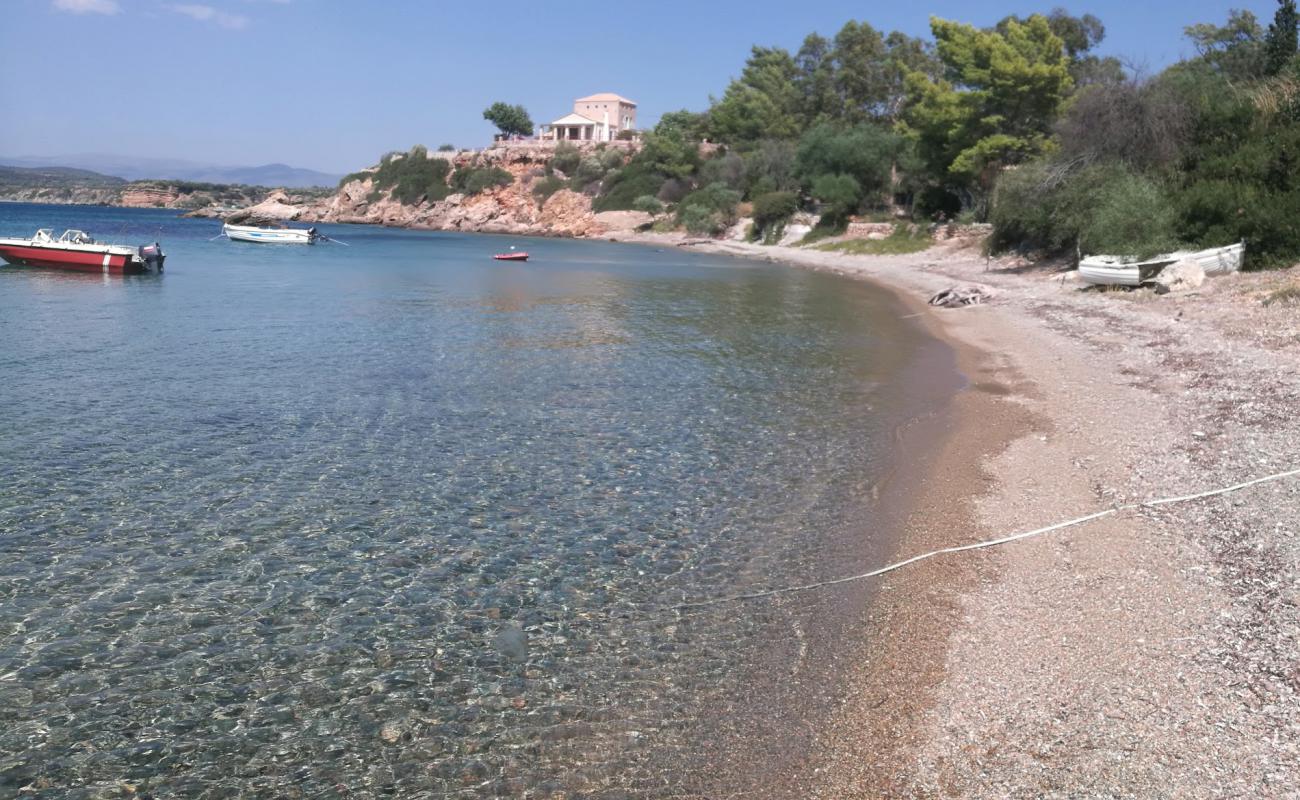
[928,286,991,308]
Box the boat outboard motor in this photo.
[139,242,166,272]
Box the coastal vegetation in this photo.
[318,2,1300,268]
[814,224,933,255]
[578,2,1300,267]
[349,145,453,204]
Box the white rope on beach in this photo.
[670,465,1300,611]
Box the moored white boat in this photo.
[222,223,319,244]
[1079,241,1245,286]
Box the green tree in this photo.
[483,102,534,138]
[1000,9,1124,87]
[708,46,803,145]
[794,33,839,125]
[751,191,799,243]
[1266,0,1299,75]
[1185,10,1266,80]
[901,15,1073,210]
[831,21,889,122]
[810,173,862,228]
[744,140,800,196]
[826,22,937,123]
[795,124,900,203]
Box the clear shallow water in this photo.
[0,203,954,797]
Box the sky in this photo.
[0,0,1283,174]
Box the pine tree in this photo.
[1265,0,1299,75]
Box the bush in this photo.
[681,205,723,235]
[810,173,861,227]
[632,195,664,215]
[676,182,742,236]
[551,143,581,176]
[593,165,663,212]
[744,140,800,197]
[990,161,1178,258]
[599,148,626,171]
[815,224,933,255]
[751,190,798,244]
[797,125,899,203]
[453,166,514,195]
[353,144,452,205]
[532,175,565,205]
[657,178,691,203]
[699,153,746,191]
[572,155,607,188]
[437,144,456,152]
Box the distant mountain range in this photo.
[0,165,127,189]
[0,154,342,188]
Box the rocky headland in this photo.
[201,143,653,239]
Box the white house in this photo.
[541,94,638,142]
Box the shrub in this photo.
[676,182,742,236]
[551,143,581,176]
[744,140,800,196]
[532,175,565,205]
[797,125,899,203]
[990,161,1178,258]
[593,165,663,212]
[810,173,861,228]
[751,190,798,244]
[632,195,664,215]
[657,178,691,203]
[437,144,456,152]
[699,153,746,191]
[815,225,933,255]
[599,148,626,171]
[453,166,514,195]
[353,144,452,205]
[680,204,723,235]
[572,155,606,188]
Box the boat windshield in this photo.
[33,229,54,243]
[58,230,95,244]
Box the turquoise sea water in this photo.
[0,203,956,797]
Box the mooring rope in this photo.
[669,465,1300,611]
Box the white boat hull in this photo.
[223,224,317,244]
[1079,242,1245,286]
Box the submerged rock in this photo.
[493,623,528,663]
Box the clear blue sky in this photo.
[0,0,1281,173]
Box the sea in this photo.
[0,202,959,797]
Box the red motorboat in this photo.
[492,252,529,261]
[0,228,165,275]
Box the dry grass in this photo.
[1263,284,1300,306]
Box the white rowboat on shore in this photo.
[1079,242,1245,287]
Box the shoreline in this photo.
[643,234,1300,794]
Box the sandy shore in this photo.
[620,232,1300,796]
